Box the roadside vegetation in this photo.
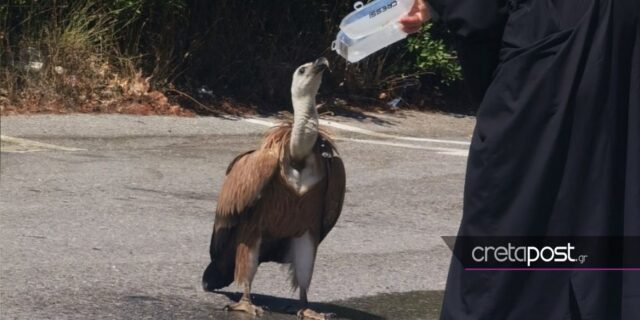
[0,0,473,116]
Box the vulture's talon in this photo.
[224,300,264,317]
[297,308,333,320]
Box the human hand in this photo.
[398,0,431,33]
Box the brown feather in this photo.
[208,121,345,287]
[216,148,279,216]
[321,155,346,241]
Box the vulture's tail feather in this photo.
[202,226,237,291]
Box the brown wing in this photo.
[320,154,346,242]
[204,149,279,291]
[216,148,279,217]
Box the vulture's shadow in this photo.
[214,291,385,320]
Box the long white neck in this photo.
[290,94,319,161]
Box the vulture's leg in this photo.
[292,232,333,320]
[224,240,264,316]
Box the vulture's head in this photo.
[291,57,329,100]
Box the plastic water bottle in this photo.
[340,0,414,39]
[332,0,414,63]
[332,26,408,63]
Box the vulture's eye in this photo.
[298,67,306,74]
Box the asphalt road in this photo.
[0,112,474,320]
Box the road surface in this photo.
[0,112,474,319]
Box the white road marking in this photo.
[244,118,470,146]
[0,135,85,153]
[243,118,278,128]
[319,119,471,146]
[243,117,469,157]
[335,137,468,157]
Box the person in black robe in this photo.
[400,0,639,319]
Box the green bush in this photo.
[406,23,462,85]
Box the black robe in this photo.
[429,0,640,319]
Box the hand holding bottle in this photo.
[398,0,431,33]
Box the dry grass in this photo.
[0,1,191,116]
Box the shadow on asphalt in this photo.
[213,290,444,320]
[216,291,383,320]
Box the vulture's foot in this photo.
[224,300,264,317]
[297,308,334,320]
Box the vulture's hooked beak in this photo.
[313,57,331,73]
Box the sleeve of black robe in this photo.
[427,0,509,102]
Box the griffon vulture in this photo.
[203,57,346,320]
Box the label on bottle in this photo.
[368,0,398,19]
